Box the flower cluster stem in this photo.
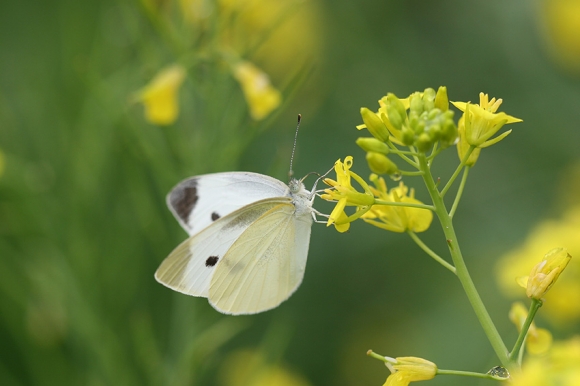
[418,154,510,367]
[508,298,543,364]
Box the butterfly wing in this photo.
[155,198,292,297]
[167,172,289,236]
[208,202,313,315]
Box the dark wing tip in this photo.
[168,178,199,224]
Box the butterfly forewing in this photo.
[167,172,289,236]
[208,202,313,315]
[155,198,292,297]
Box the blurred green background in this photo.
[2,0,580,385]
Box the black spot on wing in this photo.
[211,212,220,221]
[205,255,219,267]
[169,179,198,223]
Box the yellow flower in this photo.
[456,114,481,166]
[511,336,580,386]
[496,206,580,323]
[540,0,580,74]
[138,65,186,125]
[509,302,553,355]
[362,175,432,233]
[321,156,375,233]
[383,356,437,386]
[219,349,311,386]
[517,247,572,300]
[451,93,522,147]
[232,61,281,120]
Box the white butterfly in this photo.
[155,171,317,315]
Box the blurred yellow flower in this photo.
[138,65,186,125]
[219,349,311,386]
[451,93,522,147]
[232,61,281,120]
[517,247,571,300]
[362,175,432,233]
[511,336,580,386]
[509,302,553,355]
[539,0,580,74]
[321,156,374,232]
[383,356,437,386]
[496,207,580,324]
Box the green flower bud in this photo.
[428,123,441,140]
[409,92,424,115]
[422,88,436,112]
[360,107,390,142]
[434,86,449,112]
[402,127,415,146]
[366,152,398,175]
[427,108,441,120]
[416,132,432,152]
[387,107,403,130]
[440,120,458,145]
[386,94,407,127]
[356,137,390,153]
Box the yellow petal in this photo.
[139,65,186,125]
[233,61,281,120]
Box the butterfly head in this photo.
[288,178,308,195]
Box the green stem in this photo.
[373,200,434,211]
[449,166,470,218]
[508,299,543,364]
[408,231,456,274]
[418,154,510,367]
[441,146,475,198]
[386,142,419,168]
[398,170,424,176]
[437,369,510,382]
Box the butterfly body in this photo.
[156,172,314,315]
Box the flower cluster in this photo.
[321,158,432,233]
[358,87,457,156]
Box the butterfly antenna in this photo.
[288,114,301,181]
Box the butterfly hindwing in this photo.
[167,172,289,236]
[208,202,313,315]
[155,198,292,297]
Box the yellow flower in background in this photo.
[509,302,553,355]
[179,0,214,23]
[138,65,186,125]
[451,93,522,147]
[362,175,432,233]
[219,349,311,386]
[517,247,571,300]
[539,0,580,75]
[233,61,281,120]
[383,356,437,386]
[511,336,580,386]
[215,0,323,81]
[496,207,580,324]
[321,156,375,233]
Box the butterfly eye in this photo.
[211,212,221,221]
[205,256,219,267]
